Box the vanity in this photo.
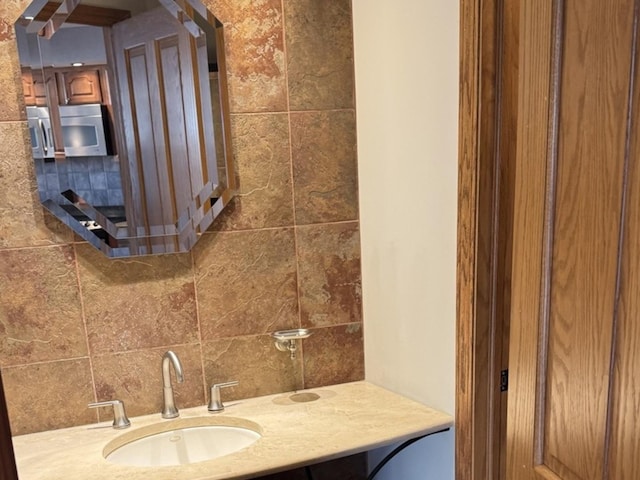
[12,382,453,480]
[7,3,451,478]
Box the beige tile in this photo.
[0,122,71,248]
[2,358,95,435]
[284,0,355,111]
[0,246,87,366]
[75,244,198,354]
[296,223,362,328]
[213,113,294,230]
[0,1,30,121]
[92,344,205,419]
[0,40,24,121]
[202,335,302,400]
[0,1,31,31]
[291,111,359,225]
[204,0,287,113]
[194,229,299,340]
[0,20,9,42]
[303,324,364,389]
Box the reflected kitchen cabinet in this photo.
[23,66,106,107]
[56,68,104,105]
[21,68,47,106]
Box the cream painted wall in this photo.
[352,2,458,477]
[352,0,458,414]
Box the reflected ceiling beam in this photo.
[34,1,131,28]
[40,0,81,39]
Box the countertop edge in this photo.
[12,381,455,480]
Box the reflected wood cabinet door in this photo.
[56,69,103,105]
[21,68,47,106]
[507,0,640,479]
[22,68,104,107]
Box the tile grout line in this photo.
[1,341,206,370]
[71,243,100,421]
[190,248,208,405]
[280,0,305,393]
[229,107,356,117]
[206,218,361,235]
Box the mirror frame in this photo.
[15,0,236,257]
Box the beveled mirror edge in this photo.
[15,0,237,258]
[213,16,237,195]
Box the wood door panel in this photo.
[127,45,168,233]
[458,1,640,479]
[157,34,191,216]
[609,15,640,478]
[505,2,554,478]
[507,0,640,479]
[112,6,206,253]
[544,0,634,477]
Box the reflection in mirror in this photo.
[15,0,235,257]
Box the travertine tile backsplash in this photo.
[0,0,363,436]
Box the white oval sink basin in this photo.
[104,417,261,467]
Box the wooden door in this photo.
[111,6,214,253]
[506,1,640,478]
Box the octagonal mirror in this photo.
[15,0,235,257]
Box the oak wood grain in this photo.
[505,2,555,478]
[473,0,500,477]
[608,3,640,477]
[456,1,482,478]
[507,1,640,479]
[494,3,519,479]
[543,1,634,476]
[457,0,519,478]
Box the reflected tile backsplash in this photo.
[0,0,362,436]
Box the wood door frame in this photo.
[0,2,502,478]
[457,0,513,479]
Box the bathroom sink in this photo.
[103,417,261,467]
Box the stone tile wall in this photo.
[0,0,363,435]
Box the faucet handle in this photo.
[88,400,131,429]
[208,381,239,413]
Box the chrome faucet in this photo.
[161,350,184,419]
[208,381,239,412]
[88,399,131,429]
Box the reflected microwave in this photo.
[59,103,113,157]
[27,104,113,158]
[26,106,54,159]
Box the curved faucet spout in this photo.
[161,350,184,419]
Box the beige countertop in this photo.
[12,381,453,480]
